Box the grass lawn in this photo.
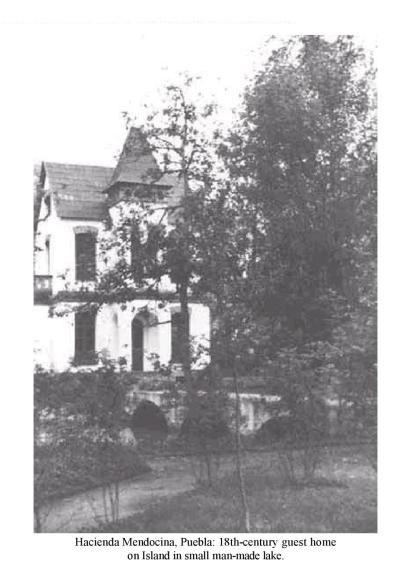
[102,446,377,533]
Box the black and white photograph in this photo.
[30,27,377,535]
[13,6,410,575]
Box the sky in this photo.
[0,14,376,170]
[13,22,374,168]
[26,22,279,167]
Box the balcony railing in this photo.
[34,275,52,302]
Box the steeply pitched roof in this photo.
[44,162,113,220]
[39,128,180,221]
[109,127,163,187]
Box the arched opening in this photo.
[131,400,168,436]
[256,415,293,443]
[131,317,144,371]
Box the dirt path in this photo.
[38,457,197,532]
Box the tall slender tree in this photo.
[223,35,376,352]
[98,77,219,391]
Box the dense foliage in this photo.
[35,38,376,528]
[212,37,376,446]
[34,364,148,530]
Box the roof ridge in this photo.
[44,161,114,170]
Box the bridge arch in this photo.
[130,399,168,437]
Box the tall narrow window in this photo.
[171,311,189,363]
[74,310,96,365]
[130,227,144,283]
[45,237,51,274]
[132,317,144,371]
[75,232,96,281]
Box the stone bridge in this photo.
[125,369,342,434]
[127,388,338,434]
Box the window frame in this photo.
[75,230,97,282]
[74,309,97,366]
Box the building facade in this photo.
[34,128,210,372]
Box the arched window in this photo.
[130,226,144,282]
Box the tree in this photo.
[223,35,376,354]
[98,76,219,392]
[96,78,259,529]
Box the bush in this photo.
[179,392,232,486]
[35,439,149,502]
[257,384,329,484]
[34,366,148,530]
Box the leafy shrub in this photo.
[179,392,232,486]
[35,440,149,502]
[256,386,329,484]
[34,365,149,530]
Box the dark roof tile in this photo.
[44,162,113,220]
[109,127,162,186]
[40,128,180,221]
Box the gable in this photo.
[38,128,182,223]
[44,162,113,220]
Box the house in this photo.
[34,128,210,372]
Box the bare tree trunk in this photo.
[108,482,120,524]
[102,485,109,524]
[34,505,42,533]
[204,445,213,487]
[180,279,193,393]
[210,290,224,378]
[233,361,251,532]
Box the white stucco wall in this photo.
[45,218,105,294]
[35,198,175,295]
[33,305,53,370]
[34,184,210,373]
[33,300,210,372]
